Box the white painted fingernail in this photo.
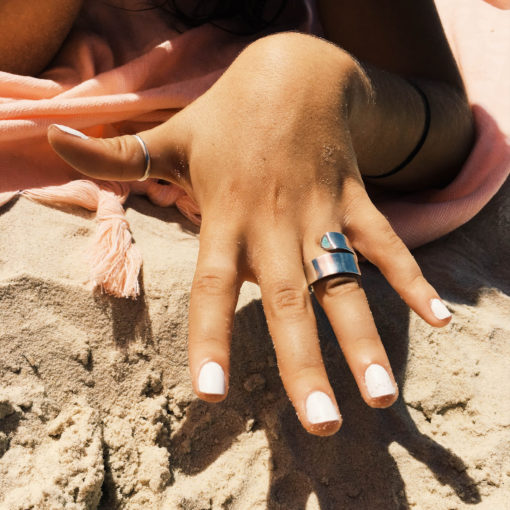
[430,298,451,320]
[52,124,89,140]
[305,391,340,424]
[365,364,396,398]
[198,361,225,395]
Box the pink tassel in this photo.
[92,187,141,297]
[23,180,141,298]
[22,179,202,299]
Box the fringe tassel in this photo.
[92,187,141,297]
[23,180,141,298]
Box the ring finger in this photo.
[251,225,342,436]
[304,230,399,407]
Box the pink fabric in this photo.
[0,0,508,297]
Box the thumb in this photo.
[47,116,190,184]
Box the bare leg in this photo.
[0,0,84,76]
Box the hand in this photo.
[48,33,452,436]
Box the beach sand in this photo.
[0,179,508,509]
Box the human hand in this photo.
[48,33,452,436]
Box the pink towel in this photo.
[0,0,508,297]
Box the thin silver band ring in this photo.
[133,134,151,181]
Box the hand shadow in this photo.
[92,267,154,350]
[168,266,481,509]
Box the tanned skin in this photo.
[317,0,474,191]
[0,0,84,75]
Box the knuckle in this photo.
[192,270,236,297]
[284,364,323,385]
[385,229,406,253]
[110,135,132,159]
[367,220,406,259]
[406,271,427,291]
[265,283,309,318]
[190,335,230,350]
[103,135,137,179]
[320,276,360,300]
[377,220,402,248]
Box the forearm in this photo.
[0,0,84,76]
[347,62,474,192]
[315,0,475,192]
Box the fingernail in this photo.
[430,298,451,320]
[365,364,396,398]
[305,391,340,424]
[198,361,225,395]
[51,124,89,140]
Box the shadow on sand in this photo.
[167,265,482,509]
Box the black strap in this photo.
[365,81,431,179]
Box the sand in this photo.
[0,178,509,509]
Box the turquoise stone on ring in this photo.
[320,232,354,254]
[304,232,360,286]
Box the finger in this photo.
[303,226,398,407]
[313,273,399,408]
[344,191,452,327]
[47,114,190,184]
[253,227,342,436]
[188,218,242,403]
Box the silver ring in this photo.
[133,134,151,181]
[304,232,360,286]
[319,231,354,254]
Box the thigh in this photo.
[0,0,83,75]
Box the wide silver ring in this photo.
[304,232,361,287]
[133,134,151,181]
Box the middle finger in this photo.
[251,225,342,436]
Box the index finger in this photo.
[345,193,452,326]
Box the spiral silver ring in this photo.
[304,232,360,287]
